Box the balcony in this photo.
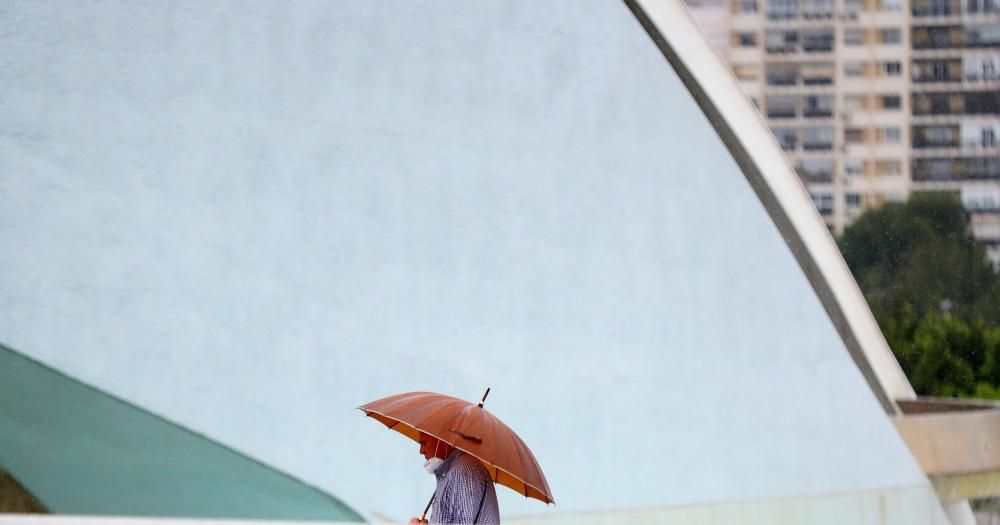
[913,157,1000,180]
[765,44,798,53]
[802,75,834,85]
[796,166,834,183]
[911,5,958,15]
[766,74,799,86]
[802,41,834,53]
[803,108,834,117]
[803,141,834,150]
[913,74,962,83]
[913,138,961,148]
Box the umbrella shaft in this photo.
[419,492,435,521]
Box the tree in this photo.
[838,192,1000,399]
[839,192,1000,324]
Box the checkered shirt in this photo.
[430,451,500,525]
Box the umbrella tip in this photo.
[477,387,491,408]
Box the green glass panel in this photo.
[0,344,363,521]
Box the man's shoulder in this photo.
[451,452,490,479]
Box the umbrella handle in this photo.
[419,492,435,522]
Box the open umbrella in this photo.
[359,389,553,520]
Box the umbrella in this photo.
[359,388,553,520]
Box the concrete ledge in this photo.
[892,402,1000,475]
[931,470,1000,502]
[505,485,948,525]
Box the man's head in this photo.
[418,433,455,474]
[418,433,454,461]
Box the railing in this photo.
[767,109,797,118]
[766,75,799,86]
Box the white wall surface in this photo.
[0,0,935,522]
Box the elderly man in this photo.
[409,433,500,525]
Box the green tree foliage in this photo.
[838,192,1000,399]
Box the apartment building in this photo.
[686,0,1000,236]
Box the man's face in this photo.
[418,435,440,461]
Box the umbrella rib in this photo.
[504,423,529,493]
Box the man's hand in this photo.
[408,518,428,525]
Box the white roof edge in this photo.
[627,0,916,410]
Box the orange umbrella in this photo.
[359,388,554,517]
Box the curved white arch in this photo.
[627,0,916,412]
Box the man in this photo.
[409,433,500,525]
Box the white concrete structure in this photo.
[0,0,951,523]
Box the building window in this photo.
[802,28,835,52]
[733,64,760,81]
[967,91,1000,113]
[883,61,902,76]
[766,30,799,52]
[879,28,902,44]
[846,193,862,207]
[913,0,954,14]
[915,59,961,82]
[985,128,997,147]
[844,29,864,45]
[803,94,834,117]
[984,60,998,80]
[914,125,957,147]
[968,157,1000,178]
[772,127,798,150]
[803,126,834,149]
[879,127,901,143]
[766,63,799,85]
[965,24,1000,48]
[968,0,1000,14]
[880,94,901,109]
[845,159,864,176]
[811,192,834,214]
[845,128,865,143]
[738,32,758,46]
[796,158,835,183]
[737,0,759,12]
[767,0,798,19]
[913,159,955,181]
[918,27,955,49]
[843,95,866,112]
[801,62,834,84]
[801,0,835,17]
[766,95,798,117]
[877,160,902,175]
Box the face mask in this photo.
[424,439,447,474]
[424,456,445,474]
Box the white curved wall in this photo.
[0,0,939,521]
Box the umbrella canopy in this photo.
[359,390,554,504]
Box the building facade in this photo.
[686,0,999,235]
